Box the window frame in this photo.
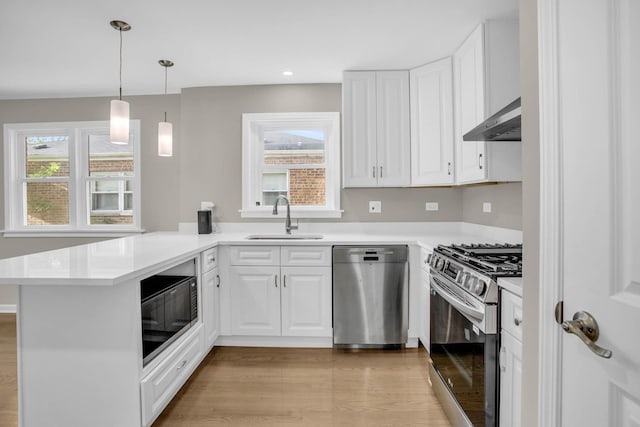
[3,120,142,236]
[240,112,342,218]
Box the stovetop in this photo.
[429,243,523,303]
[436,243,523,277]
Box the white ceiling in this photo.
[0,0,518,100]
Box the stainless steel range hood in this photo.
[463,97,521,142]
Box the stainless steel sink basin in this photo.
[246,234,324,240]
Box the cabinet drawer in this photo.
[201,247,217,273]
[501,290,523,341]
[140,327,203,426]
[281,246,331,266]
[229,246,280,265]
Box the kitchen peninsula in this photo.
[0,222,521,427]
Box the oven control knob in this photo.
[460,272,469,287]
[466,276,476,291]
[472,279,487,296]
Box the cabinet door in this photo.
[230,266,280,336]
[454,24,487,184]
[500,331,522,427]
[376,71,411,186]
[410,58,455,185]
[280,266,332,337]
[342,71,378,187]
[202,269,220,349]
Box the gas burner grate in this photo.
[436,243,523,276]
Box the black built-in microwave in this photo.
[140,274,198,366]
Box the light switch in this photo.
[369,201,382,213]
[483,202,492,213]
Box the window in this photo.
[3,121,141,235]
[241,112,341,218]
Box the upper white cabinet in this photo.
[453,21,522,184]
[410,57,455,185]
[342,70,411,187]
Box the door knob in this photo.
[561,311,612,359]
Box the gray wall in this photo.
[462,182,522,229]
[520,0,540,425]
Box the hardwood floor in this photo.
[0,314,450,426]
[0,314,17,426]
[154,346,451,426]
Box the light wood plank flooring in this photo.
[0,314,450,426]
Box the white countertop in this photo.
[0,222,522,286]
[498,277,523,298]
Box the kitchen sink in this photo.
[246,234,324,240]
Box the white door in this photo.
[453,24,486,184]
[229,266,281,336]
[280,266,332,337]
[376,70,411,186]
[342,71,377,187]
[202,269,216,348]
[540,0,640,425]
[410,58,455,186]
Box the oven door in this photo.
[430,272,498,427]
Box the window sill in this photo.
[239,209,343,219]
[2,229,145,238]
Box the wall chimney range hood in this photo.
[463,97,521,142]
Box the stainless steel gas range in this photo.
[427,243,523,427]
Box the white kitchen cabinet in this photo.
[500,289,523,427]
[280,266,332,337]
[141,325,204,427]
[230,266,281,336]
[342,70,411,187]
[410,57,455,186]
[453,21,522,184]
[228,246,332,338]
[201,248,219,349]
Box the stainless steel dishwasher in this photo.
[332,245,409,347]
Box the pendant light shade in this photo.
[158,59,174,157]
[110,99,130,145]
[110,20,131,145]
[158,121,173,156]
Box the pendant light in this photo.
[110,20,131,145]
[158,60,174,157]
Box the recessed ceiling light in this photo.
[282,70,294,77]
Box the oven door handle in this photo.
[430,276,485,321]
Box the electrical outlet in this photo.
[425,202,439,211]
[200,201,215,211]
[369,201,382,214]
[483,202,492,213]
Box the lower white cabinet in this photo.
[280,266,332,337]
[499,289,523,427]
[228,246,332,338]
[230,266,281,335]
[202,268,220,348]
[229,265,332,337]
[140,325,204,427]
[202,247,220,350]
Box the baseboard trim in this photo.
[0,304,17,313]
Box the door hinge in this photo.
[554,300,564,324]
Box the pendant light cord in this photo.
[164,63,168,122]
[119,28,123,101]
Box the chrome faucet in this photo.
[272,195,298,234]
